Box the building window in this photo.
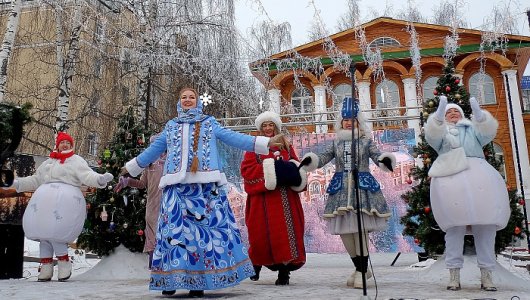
[493,142,506,180]
[421,76,439,100]
[121,86,129,105]
[95,20,105,43]
[291,87,313,114]
[87,133,99,156]
[369,37,401,49]
[94,58,103,77]
[469,73,496,104]
[522,89,530,112]
[90,90,100,116]
[332,83,351,110]
[121,48,131,72]
[150,88,158,108]
[375,80,400,108]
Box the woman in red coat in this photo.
[240,111,309,286]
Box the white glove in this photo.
[97,172,114,186]
[433,95,448,122]
[470,97,485,122]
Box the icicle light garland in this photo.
[406,22,423,104]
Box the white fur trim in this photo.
[254,136,269,155]
[301,152,319,172]
[158,170,228,188]
[425,114,447,139]
[262,158,277,190]
[289,159,308,192]
[125,158,145,177]
[377,152,396,172]
[472,110,498,136]
[255,111,282,131]
[445,103,464,117]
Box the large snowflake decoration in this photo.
[200,93,213,106]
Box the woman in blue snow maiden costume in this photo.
[122,87,283,298]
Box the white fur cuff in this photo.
[472,110,498,137]
[125,158,145,177]
[262,158,277,190]
[378,152,396,172]
[254,136,270,155]
[301,152,319,172]
[425,114,446,139]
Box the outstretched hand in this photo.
[120,167,129,176]
[469,97,485,122]
[378,157,393,172]
[298,156,312,170]
[268,134,286,150]
[113,176,129,193]
[433,95,448,122]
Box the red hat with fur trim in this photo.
[55,132,74,149]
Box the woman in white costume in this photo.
[425,95,510,292]
[12,132,113,282]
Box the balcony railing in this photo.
[217,106,422,132]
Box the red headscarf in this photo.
[49,132,75,163]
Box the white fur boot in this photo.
[480,268,497,291]
[346,271,357,287]
[447,268,461,291]
[57,259,72,281]
[353,269,372,289]
[37,262,53,282]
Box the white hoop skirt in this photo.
[430,157,510,232]
[23,182,86,243]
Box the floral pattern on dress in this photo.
[150,182,254,291]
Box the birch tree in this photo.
[54,2,83,132]
[0,0,22,103]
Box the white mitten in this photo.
[470,97,485,122]
[98,172,114,186]
[433,95,448,122]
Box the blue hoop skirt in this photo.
[149,182,254,291]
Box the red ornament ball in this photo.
[445,86,451,92]
[519,198,525,206]
[433,89,438,95]
[424,206,431,214]
[414,238,420,245]
[97,160,102,165]
[137,229,144,236]
[455,78,460,84]
[514,226,521,235]
[406,178,413,185]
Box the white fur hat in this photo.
[255,111,282,132]
[445,103,464,117]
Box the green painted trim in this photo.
[255,42,530,72]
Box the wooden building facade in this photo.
[251,17,530,202]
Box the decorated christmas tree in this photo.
[400,61,527,255]
[0,102,32,186]
[77,107,152,256]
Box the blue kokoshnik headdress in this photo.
[341,97,359,119]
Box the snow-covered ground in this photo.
[1,239,529,300]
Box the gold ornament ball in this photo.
[109,197,115,202]
[455,93,461,99]
[425,158,431,164]
[428,101,434,107]
[423,112,429,118]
